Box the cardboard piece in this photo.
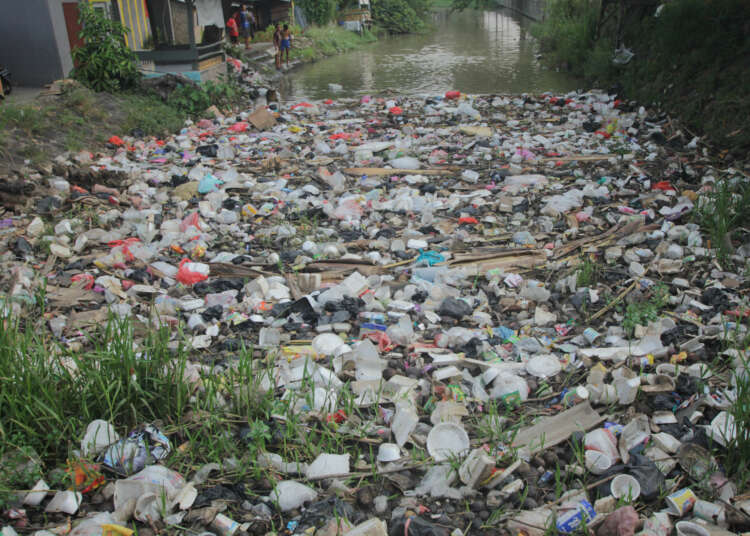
[512,402,605,457]
[248,107,277,131]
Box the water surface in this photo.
[280,9,578,101]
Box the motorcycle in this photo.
[0,66,12,100]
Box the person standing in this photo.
[280,23,292,68]
[239,4,253,49]
[226,11,239,44]
[273,22,283,70]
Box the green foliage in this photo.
[623,284,669,336]
[298,0,338,25]
[449,0,494,11]
[695,176,750,269]
[121,94,187,136]
[405,0,433,16]
[165,79,241,117]
[253,24,278,43]
[224,42,244,59]
[167,84,212,116]
[371,0,426,33]
[291,25,377,62]
[0,311,189,464]
[532,0,750,151]
[0,443,43,509]
[576,254,600,287]
[530,0,598,76]
[71,3,140,92]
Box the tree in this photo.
[298,0,337,25]
[371,0,425,33]
[71,3,140,92]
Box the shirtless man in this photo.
[273,23,283,70]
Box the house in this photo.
[0,0,74,86]
[132,0,227,82]
[221,0,292,32]
[0,0,227,87]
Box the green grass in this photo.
[290,25,377,63]
[726,314,750,487]
[695,176,750,269]
[531,0,750,152]
[575,254,600,287]
[622,283,669,337]
[0,312,190,463]
[121,93,188,137]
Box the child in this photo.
[226,13,239,44]
[273,23,283,70]
[280,24,292,68]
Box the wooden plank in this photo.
[343,167,459,176]
[540,154,632,163]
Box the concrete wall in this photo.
[495,0,546,21]
[0,0,73,86]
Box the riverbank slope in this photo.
[533,0,750,155]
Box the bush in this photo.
[298,0,337,25]
[371,0,425,33]
[164,79,241,117]
[530,0,598,75]
[121,94,187,137]
[71,3,140,92]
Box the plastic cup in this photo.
[377,443,401,463]
[693,499,725,525]
[584,450,613,475]
[615,377,640,404]
[675,521,709,536]
[610,474,641,501]
[665,487,697,516]
[426,423,470,462]
[584,428,619,460]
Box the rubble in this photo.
[0,89,749,536]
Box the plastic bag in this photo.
[176,259,209,285]
[100,425,171,476]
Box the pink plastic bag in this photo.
[180,212,201,232]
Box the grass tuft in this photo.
[695,176,750,269]
[0,310,190,465]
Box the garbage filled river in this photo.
[280,9,578,101]
[1,30,749,536]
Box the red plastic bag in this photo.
[176,258,209,285]
[108,135,125,146]
[72,273,95,290]
[458,216,478,225]
[388,106,403,115]
[445,91,461,100]
[290,102,314,110]
[652,181,675,191]
[228,122,249,133]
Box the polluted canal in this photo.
[280,9,578,100]
[1,9,749,536]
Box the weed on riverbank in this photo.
[291,26,377,63]
[532,0,750,153]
